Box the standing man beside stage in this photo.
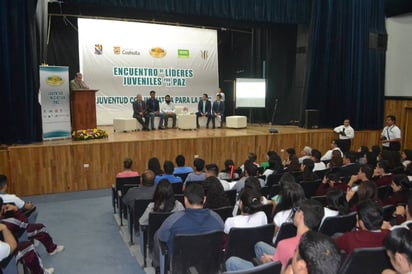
[69,72,89,90]
[132,94,150,131]
[161,94,177,129]
[334,119,354,153]
[196,93,213,128]
[216,87,225,102]
[146,90,165,130]
[212,94,225,128]
[381,115,401,151]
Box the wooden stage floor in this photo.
[1,124,380,196]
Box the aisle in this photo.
[24,189,144,274]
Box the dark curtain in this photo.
[0,0,42,145]
[304,0,386,130]
[60,0,312,24]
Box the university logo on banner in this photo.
[113,46,121,55]
[200,50,208,60]
[95,44,103,55]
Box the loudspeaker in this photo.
[369,33,387,50]
[304,109,319,129]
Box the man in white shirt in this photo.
[381,115,401,152]
[334,119,355,153]
[320,140,343,161]
[161,94,176,128]
[299,146,312,164]
[216,87,225,102]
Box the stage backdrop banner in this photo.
[78,18,219,125]
[39,66,72,140]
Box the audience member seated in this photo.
[202,176,231,209]
[327,150,344,169]
[224,188,267,235]
[0,198,59,274]
[316,172,348,196]
[373,160,394,187]
[239,152,260,173]
[0,175,38,222]
[311,149,327,171]
[381,150,403,172]
[295,158,318,183]
[383,228,412,274]
[269,172,296,203]
[218,159,239,181]
[122,169,156,210]
[337,152,360,181]
[401,149,412,169]
[298,146,312,164]
[232,162,265,193]
[183,158,206,188]
[284,231,341,274]
[225,199,324,271]
[321,139,343,162]
[152,183,224,268]
[285,155,301,175]
[321,189,349,225]
[346,164,373,188]
[335,200,389,255]
[148,157,163,176]
[116,157,139,178]
[0,222,16,262]
[173,155,193,175]
[232,177,270,216]
[383,174,410,207]
[390,195,412,230]
[262,152,283,184]
[205,163,230,191]
[346,180,382,212]
[154,161,182,185]
[139,180,184,226]
[272,183,306,241]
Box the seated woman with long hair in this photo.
[139,179,184,226]
[346,180,382,212]
[383,174,411,207]
[224,188,267,234]
[321,189,349,225]
[203,176,230,209]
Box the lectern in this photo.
[70,89,98,130]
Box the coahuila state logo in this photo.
[113,46,140,55]
[113,46,121,55]
[200,50,208,60]
[95,44,103,55]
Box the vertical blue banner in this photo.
[39,66,72,140]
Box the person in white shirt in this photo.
[381,115,401,152]
[334,119,355,153]
[161,94,176,128]
[321,140,343,161]
[311,149,327,171]
[216,87,225,102]
[224,188,267,234]
[298,146,312,164]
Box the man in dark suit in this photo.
[212,94,225,128]
[196,93,213,128]
[145,90,165,130]
[132,94,150,131]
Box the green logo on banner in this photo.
[178,49,190,58]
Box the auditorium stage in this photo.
[0,124,380,196]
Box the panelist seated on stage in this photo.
[146,90,165,130]
[212,94,224,128]
[161,94,177,128]
[132,94,150,131]
[69,72,89,90]
[196,93,213,128]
